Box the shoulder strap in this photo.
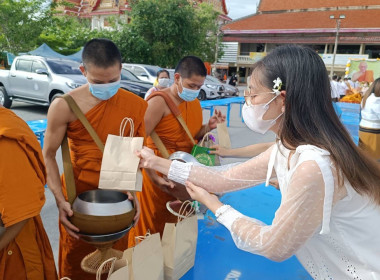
[60,94,104,152]
[61,134,76,205]
[147,91,196,145]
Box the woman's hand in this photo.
[136,147,156,169]
[209,144,231,157]
[185,181,223,213]
[208,109,226,130]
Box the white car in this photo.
[122,63,161,83]
[0,55,86,108]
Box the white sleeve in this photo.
[215,160,340,262]
[168,145,275,194]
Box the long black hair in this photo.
[252,44,380,204]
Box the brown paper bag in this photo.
[122,233,164,280]
[162,201,198,280]
[96,257,129,280]
[217,122,231,149]
[99,117,143,191]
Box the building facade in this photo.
[57,0,230,30]
[220,0,380,84]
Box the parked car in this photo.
[166,70,225,101]
[120,69,152,99]
[0,55,86,108]
[206,75,239,97]
[122,63,161,83]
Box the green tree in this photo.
[115,0,220,68]
[0,0,52,54]
[38,16,115,55]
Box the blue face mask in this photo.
[88,79,120,100]
[178,78,200,101]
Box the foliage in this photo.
[0,0,52,54]
[37,16,115,55]
[114,0,221,68]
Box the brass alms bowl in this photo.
[71,190,135,235]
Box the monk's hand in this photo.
[185,181,223,213]
[127,192,140,225]
[155,176,175,193]
[58,200,80,239]
[208,109,226,130]
[136,146,156,169]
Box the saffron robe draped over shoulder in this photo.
[0,108,57,280]
[58,90,147,280]
[134,97,202,239]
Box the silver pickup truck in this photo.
[0,55,86,108]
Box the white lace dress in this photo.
[167,143,380,280]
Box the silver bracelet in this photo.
[215,204,231,218]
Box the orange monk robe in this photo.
[58,89,147,280]
[134,98,202,238]
[356,70,374,83]
[0,108,57,280]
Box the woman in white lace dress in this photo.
[138,45,380,279]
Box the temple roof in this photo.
[258,0,380,12]
[222,1,380,34]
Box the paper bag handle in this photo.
[134,231,151,244]
[96,257,118,280]
[120,117,134,138]
[199,132,215,147]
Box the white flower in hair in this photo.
[273,77,282,94]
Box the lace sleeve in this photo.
[217,160,336,262]
[168,145,275,193]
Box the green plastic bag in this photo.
[191,132,219,166]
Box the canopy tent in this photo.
[28,43,68,59]
[66,47,83,62]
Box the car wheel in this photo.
[50,92,63,104]
[197,90,207,101]
[0,86,12,108]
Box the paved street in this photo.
[11,87,276,266]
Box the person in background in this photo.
[0,106,57,280]
[337,76,348,99]
[359,78,380,161]
[228,73,238,87]
[43,38,146,279]
[330,75,339,102]
[138,45,380,279]
[144,69,171,100]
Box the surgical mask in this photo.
[178,78,200,101]
[88,79,120,100]
[158,78,170,88]
[242,94,283,134]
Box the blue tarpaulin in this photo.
[28,43,68,59]
[66,48,83,62]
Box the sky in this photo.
[225,0,260,20]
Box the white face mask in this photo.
[158,78,170,88]
[242,94,283,134]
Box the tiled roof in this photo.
[258,0,380,12]
[222,9,380,33]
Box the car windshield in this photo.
[121,69,141,82]
[46,59,82,75]
[206,75,222,84]
[144,65,161,76]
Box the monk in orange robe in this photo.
[0,107,57,280]
[352,61,374,83]
[134,56,225,238]
[43,39,147,279]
